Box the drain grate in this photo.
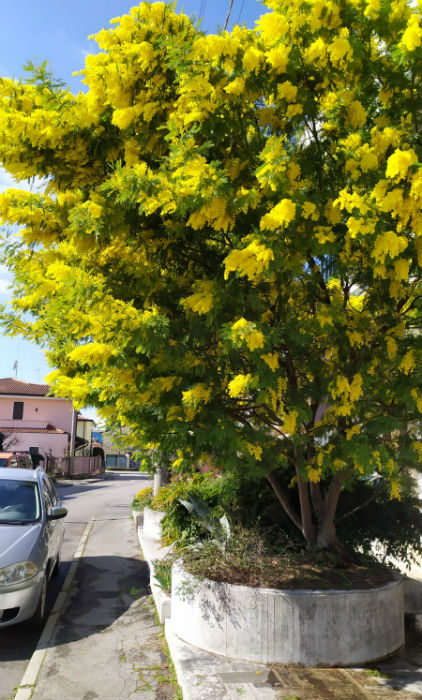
[219,670,281,687]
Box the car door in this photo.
[43,475,64,567]
[40,478,60,576]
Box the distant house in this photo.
[76,413,96,457]
[99,429,140,469]
[0,378,91,464]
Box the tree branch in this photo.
[266,471,303,533]
[336,481,388,523]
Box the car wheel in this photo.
[30,575,47,626]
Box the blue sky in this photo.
[0,0,266,414]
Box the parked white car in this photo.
[0,467,67,626]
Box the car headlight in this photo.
[0,561,38,586]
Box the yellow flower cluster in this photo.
[385,148,417,180]
[68,342,116,366]
[261,353,279,371]
[307,468,322,483]
[372,231,408,263]
[246,442,263,460]
[260,199,296,230]
[228,373,252,398]
[328,36,353,67]
[282,410,298,435]
[398,350,416,374]
[188,198,233,233]
[330,374,363,411]
[224,241,274,281]
[230,318,265,351]
[182,384,213,419]
[346,424,361,440]
[181,281,214,315]
[400,14,422,51]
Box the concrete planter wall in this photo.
[143,507,165,540]
[171,563,404,666]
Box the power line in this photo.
[199,0,206,20]
[236,0,246,25]
[223,0,235,30]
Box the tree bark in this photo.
[295,467,316,545]
[153,464,170,496]
[317,471,356,563]
[309,482,324,523]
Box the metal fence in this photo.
[47,455,104,478]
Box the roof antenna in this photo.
[13,361,18,378]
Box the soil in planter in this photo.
[179,531,398,590]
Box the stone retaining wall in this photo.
[171,564,404,666]
[143,506,165,540]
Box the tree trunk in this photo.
[153,464,170,496]
[267,466,356,563]
[316,471,356,563]
[295,467,316,545]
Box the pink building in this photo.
[0,378,89,465]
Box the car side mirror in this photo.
[47,506,68,520]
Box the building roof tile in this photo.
[0,378,51,397]
[0,426,66,435]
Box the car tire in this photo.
[30,575,47,626]
[52,550,60,577]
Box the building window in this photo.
[13,402,24,420]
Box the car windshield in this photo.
[0,480,40,523]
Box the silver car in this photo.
[0,467,67,627]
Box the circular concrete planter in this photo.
[171,563,404,666]
[143,507,165,540]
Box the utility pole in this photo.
[69,408,78,457]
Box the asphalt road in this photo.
[0,471,151,700]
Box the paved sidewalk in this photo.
[17,509,178,700]
[165,619,422,700]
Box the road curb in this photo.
[14,519,95,700]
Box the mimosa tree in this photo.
[1,0,421,556]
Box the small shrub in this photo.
[151,473,224,544]
[132,486,153,511]
[151,555,174,593]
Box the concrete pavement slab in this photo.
[20,509,178,700]
[165,615,422,700]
